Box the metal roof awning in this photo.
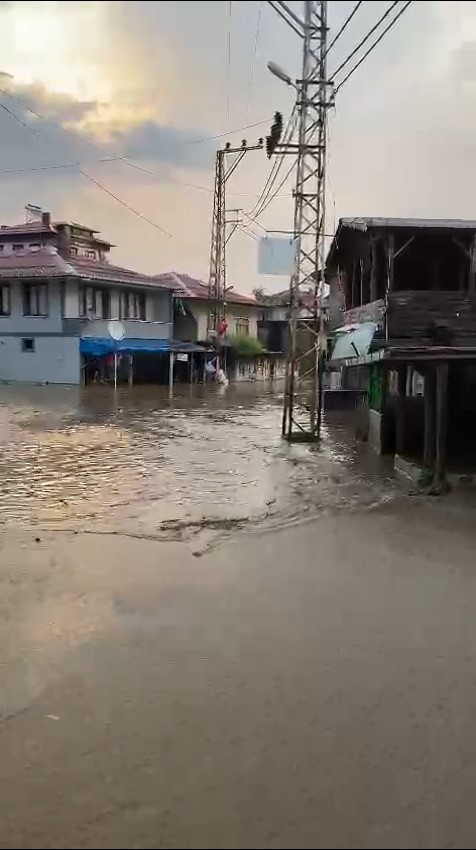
[80,338,208,356]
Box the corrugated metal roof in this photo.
[340,217,476,231]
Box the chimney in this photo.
[42,211,51,228]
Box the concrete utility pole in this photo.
[207,140,263,338]
[274,0,331,442]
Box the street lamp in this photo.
[267,61,297,90]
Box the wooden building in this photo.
[326,217,476,485]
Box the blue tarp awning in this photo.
[80,338,208,357]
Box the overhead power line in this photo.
[248,104,297,218]
[0,83,270,156]
[247,0,263,113]
[227,0,233,119]
[248,159,295,223]
[324,1,363,58]
[79,170,173,237]
[330,0,400,80]
[268,0,304,38]
[0,99,38,134]
[334,0,413,94]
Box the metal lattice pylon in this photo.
[282,0,329,441]
[207,141,264,339]
[207,149,226,337]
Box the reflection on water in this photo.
[0,383,399,545]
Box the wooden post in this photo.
[469,235,476,293]
[423,367,436,473]
[113,352,117,390]
[128,355,133,388]
[359,258,364,306]
[435,361,449,484]
[168,352,174,395]
[431,258,440,291]
[189,353,194,384]
[396,364,407,456]
[387,233,395,294]
[370,235,378,302]
[351,261,357,308]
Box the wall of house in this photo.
[81,318,172,339]
[0,279,63,333]
[188,301,259,341]
[0,241,51,255]
[58,280,173,336]
[0,278,173,384]
[0,335,80,384]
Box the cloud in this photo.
[0,75,215,171]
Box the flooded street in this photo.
[2,385,476,848]
[0,383,400,549]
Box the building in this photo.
[153,272,259,343]
[255,288,332,354]
[0,211,200,385]
[327,216,476,484]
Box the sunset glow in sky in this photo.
[0,1,476,291]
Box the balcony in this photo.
[387,291,476,345]
[343,291,476,347]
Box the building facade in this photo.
[0,212,174,384]
[154,272,259,343]
[327,216,476,484]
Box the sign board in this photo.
[176,353,189,362]
[258,236,296,276]
[344,299,385,329]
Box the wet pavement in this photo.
[2,384,476,849]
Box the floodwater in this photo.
[3,384,476,849]
[0,382,400,550]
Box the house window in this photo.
[21,338,35,353]
[13,244,24,252]
[0,284,10,316]
[0,245,4,253]
[79,285,110,319]
[23,283,48,316]
[29,243,41,252]
[120,290,146,320]
[70,246,78,255]
[235,317,250,335]
[85,250,96,259]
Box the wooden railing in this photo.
[387,291,476,343]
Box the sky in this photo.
[0,1,475,293]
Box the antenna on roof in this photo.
[25,204,42,224]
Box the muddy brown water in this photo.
[0,383,399,548]
[4,385,476,848]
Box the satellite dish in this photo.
[108,320,125,341]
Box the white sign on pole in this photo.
[176,353,189,362]
[258,236,296,276]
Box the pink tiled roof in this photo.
[0,222,55,236]
[0,219,102,238]
[0,250,169,290]
[153,272,257,305]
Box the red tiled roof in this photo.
[153,272,257,305]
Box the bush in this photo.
[228,334,264,356]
